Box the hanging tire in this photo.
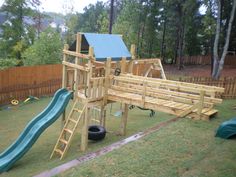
[88,125,106,141]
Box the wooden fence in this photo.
[177,55,236,65]
[170,76,236,99]
[0,63,236,105]
[0,64,62,105]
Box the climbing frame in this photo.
[51,32,224,160]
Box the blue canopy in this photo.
[83,33,131,61]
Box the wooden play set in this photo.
[50,33,225,160]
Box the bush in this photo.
[23,28,63,66]
[0,58,19,70]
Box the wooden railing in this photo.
[170,76,236,99]
[88,77,105,101]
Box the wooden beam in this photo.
[110,85,219,106]
[134,58,161,64]
[121,74,224,93]
[121,57,126,73]
[62,61,89,72]
[130,44,136,59]
[61,44,69,130]
[197,90,205,119]
[116,75,224,94]
[156,59,167,79]
[74,33,82,98]
[120,104,128,135]
[81,105,88,151]
[62,44,69,88]
[63,50,91,60]
[100,58,111,128]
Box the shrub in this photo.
[23,28,63,66]
[0,58,19,70]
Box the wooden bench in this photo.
[108,74,225,120]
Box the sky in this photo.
[0,0,107,14]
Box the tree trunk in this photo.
[160,16,166,62]
[178,23,185,70]
[137,0,144,56]
[173,28,179,64]
[109,0,114,34]
[212,0,236,79]
[212,0,221,78]
[140,14,147,57]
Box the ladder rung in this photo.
[59,138,68,144]
[64,128,73,134]
[54,149,63,155]
[91,118,100,123]
[69,118,77,123]
[93,107,101,112]
[73,108,82,113]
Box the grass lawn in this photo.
[0,97,175,177]
[57,99,236,177]
[0,98,236,177]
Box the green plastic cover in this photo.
[215,117,236,139]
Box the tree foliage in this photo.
[0,0,40,59]
[23,28,62,66]
[0,0,235,79]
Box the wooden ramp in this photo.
[108,74,224,120]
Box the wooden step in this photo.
[73,108,82,113]
[59,138,68,144]
[69,118,77,123]
[54,149,63,155]
[64,128,73,134]
[91,118,100,123]
[204,109,218,116]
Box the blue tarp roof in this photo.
[83,33,131,61]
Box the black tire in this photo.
[88,125,106,141]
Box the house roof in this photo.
[69,33,131,61]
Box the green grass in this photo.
[0,97,174,177]
[56,99,236,177]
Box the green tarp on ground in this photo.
[215,117,236,139]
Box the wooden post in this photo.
[120,104,128,135]
[80,47,93,151]
[197,90,205,119]
[142,80,147,107]
[128,44,136,73]
[120,57,129,135]
[121,57,126,73]
[61,44,69,129]
[86,46,94,98]
[81,103,88,151]
[74,33,82,98]
[62,44,69,88]
[157,59,167,79]
[101,58,111,127]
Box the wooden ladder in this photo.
[50,100,86,159]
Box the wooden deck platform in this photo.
[107,74,224,120]
[108,89,217,120]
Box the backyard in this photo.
[0,96,236,177]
